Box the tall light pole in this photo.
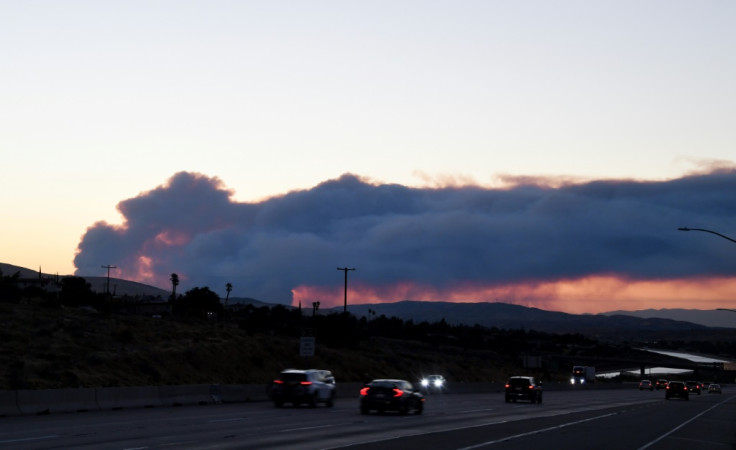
[336,267,355,313]
[680,227,736,316]
[678,227,736,245]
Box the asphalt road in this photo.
[0,387,733,449]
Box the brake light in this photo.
[504,384,510,388]
[393,388,404,397]
[528,385,534,389]
[666,386,670,390]
[360,387,370,396]
[300,381,312,385]
[273,380,283,384]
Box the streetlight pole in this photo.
[678,227,736,245]
[680,228,736,317]
[336,267,355,313]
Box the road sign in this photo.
[300,336,315,357]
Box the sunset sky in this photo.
[2,1,735,313]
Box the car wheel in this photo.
[416,403,424,415]
[274,400,283,408]
[505,396,510,403]
[309,392,318,408]
[399,403,410,415]
[538,394,543,404]
[326,392,335,407]
[360,405,369,415]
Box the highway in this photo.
[0,386,733,449]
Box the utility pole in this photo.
[101,265,117,296]
[336,267,355,313]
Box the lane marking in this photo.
[457,412,618,449]
[637,395,735,450]
[0,435,60,444]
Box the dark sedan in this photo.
[685,381,701,395]
[665,381,689,400]
[360,379,425,415]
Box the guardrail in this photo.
[0,381,657,417]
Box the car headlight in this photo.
[421,379,429,387]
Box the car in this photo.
[708,383,722,394]
[639,380,654,391]
[665,381,689,400]
[685,381,701,395]
[269,369,336,407]
[655,379,669,390]
[360,379,425,415]
[505,376,543,403]
[420,374,446,392]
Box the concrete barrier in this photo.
[214,384,270,403]
[17,388,99,415]
[0,390,20,416]
[96,386,162,410]
[0,381,658,417]
[158,385,213,406]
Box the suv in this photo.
[269,369,336,407]
[665,381,689,400]
[505,376,542,403]
[655,379,668,390]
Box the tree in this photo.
[170,273,179,301]
[172,286,223,319]
[0,270,20,303]
[59,276,98,307]
[225,282,232,305]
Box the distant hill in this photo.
[333,301,726,338]
[0,263,46,279]
[602,308,736,329]
[3,262,733,332]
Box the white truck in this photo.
[571,365,595,384]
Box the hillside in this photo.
[602,308,736,329]
[0,299,527,390]
[338,301,729,340]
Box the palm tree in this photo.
[225,282,232,305]
[170,273,179,301]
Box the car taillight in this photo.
[273,380,283,384]
[528,385,534,389]
[504,384,510,388]
[360,387,370,396]
[393,388,404,397]
[300,381,312,385]
[684,387,688,390]
[666,386,670,390]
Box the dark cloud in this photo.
[74,169,736,304]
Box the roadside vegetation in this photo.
[1,270,734,390]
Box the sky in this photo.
[2,1,735,314]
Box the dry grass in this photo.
[0,300,519,390]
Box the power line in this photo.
[101,265,117,295]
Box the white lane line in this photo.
[283,423,340,432]
[208,417,247,423]
[0,435,60,444]
[457,412,618,449]
[637,395,735,450]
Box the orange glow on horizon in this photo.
[291,275,736,314]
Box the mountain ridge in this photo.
[3,262,732,331]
